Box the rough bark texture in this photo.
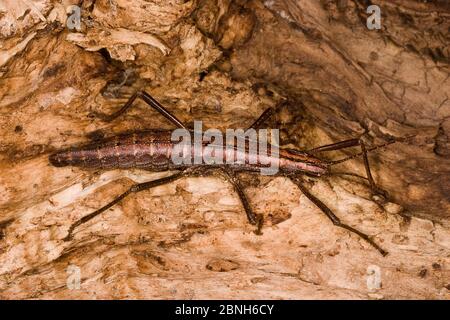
[0,0,449,299]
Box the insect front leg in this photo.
[308,138,389,200]
[359,140,389,200]
[289,175,388,256]
[90,90,188,129]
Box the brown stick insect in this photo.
[50,91,395,256]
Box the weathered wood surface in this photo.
[0,0,448,299]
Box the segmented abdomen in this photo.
[49,131,177,170]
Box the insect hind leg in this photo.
[90,90,188,129]
[63,170,191,241]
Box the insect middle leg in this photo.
[219,168,264,235]
[247,100,287,130]
[183,166,264,234]
[289,175,388,256]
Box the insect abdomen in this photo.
[49,131,175,170]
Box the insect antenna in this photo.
[328,139,396,166]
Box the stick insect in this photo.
[50,91,394,256]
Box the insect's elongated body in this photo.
[49,130,328,175]
[50,91,394,256]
